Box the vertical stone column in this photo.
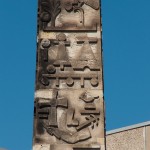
[33,0,105,150]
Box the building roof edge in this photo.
[106,121,150,135]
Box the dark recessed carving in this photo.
[44,26,97,32]
[79,91,100,116]
[67,108,79,127]
[36,120,45,134]
[64,0,99,12]
[40,76,49,86]
[66,77,74,86]
[40,0,99,31]
[40,0,61,27]
[41,39,51,48]
[36,90,68,127]
[41,73,99,87]
[47,65,56,74]
[76,115,99,131]
[43,123,91,144]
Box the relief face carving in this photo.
[33,0,105,150]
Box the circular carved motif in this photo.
[47,65,56,74]
[57,33,66,41]
[40,12,51,22]
[91,78,98,86]
[41,39,51,48]
[41,77,49,86]
[66,77,74,86]
[64,2,73,11]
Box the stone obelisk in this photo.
[33,0,105,150]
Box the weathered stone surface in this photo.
[146,125,150,150]
[33,0,105,149]
[106,127,145,150]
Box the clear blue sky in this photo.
[0,0,150,149]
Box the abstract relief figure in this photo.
[79,91,100,115]
[40,0,61,27]
[39,0,100,31]
[38,34,100,88]
[33,0,105,150]
[35,90,101,144]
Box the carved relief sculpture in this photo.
[33,0,105,150]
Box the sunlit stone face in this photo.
[33,0,105,150]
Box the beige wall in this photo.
[146,125,150,150]
[106,125,150,150]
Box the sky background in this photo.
[0,0,150,149]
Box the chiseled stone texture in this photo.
[146,126,150,150]
[106,127,145,150]
[33,0,105,149]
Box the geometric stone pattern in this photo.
[33,0,105,150]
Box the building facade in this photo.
[106,121,150,150]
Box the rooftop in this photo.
[106,121,150,135]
